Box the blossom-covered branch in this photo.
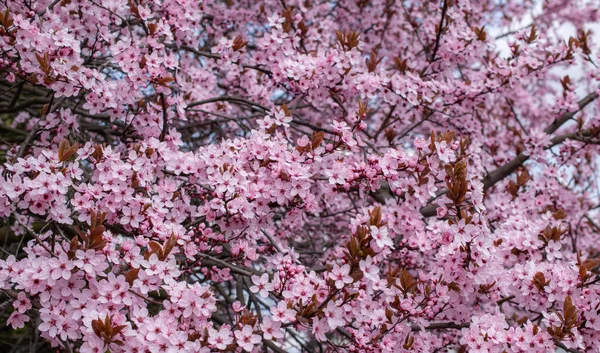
[1,1,600,353]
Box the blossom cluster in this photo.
[1,0,600,353]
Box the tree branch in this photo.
[430,0,449,62]
[159,93,168,141]
[543,92,598,135]
[419,92,599,217]
[187,95,270,112]
[411,321,469,331]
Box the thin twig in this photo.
[430,0,449,62]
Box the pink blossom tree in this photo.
[1,0,600,352]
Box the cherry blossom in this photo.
[249,273,274,298]
[234,325,262,352]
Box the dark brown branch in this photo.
[167,44,273,75]
[505,98,528,135]
[396,111,435,140]
[9,81,25,108]
[482,124,598,190]
[196,253,261,277]
[0,124,28,136]
[544,92,598,135]
[430,0,449,62]
[419,92,599,217]
[290,119,337,135]
[15,98,51,159]
[166,43,220,59]
[159,93,168,141]
[411,321,469,331]
[584,214,600,232]
[187,96,270,112]
[0,98,49,114]
[374,105,396,140]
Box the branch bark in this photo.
[410,321,469,331]
[418,92,598,217]
[430,0,449,63]
[187,95,270,112]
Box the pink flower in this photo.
[323,301,345,329]
[329,264,353,289]
[250,273,274,298]
[208,325,234,350]
[324,168,346,185]
[260,316,283,340]
[414,138,429,151]
[437,205,448,218]
[48,253,75,282]
[7,312,30,329]
[13,292,31,313]
[234,325,262,352]
[121,205,145,228]
[311,318,329,342]
[435,141,454,163]
[74,249,108,276]
[370,225,394,250]
[359,256,380,282]
[545,240,563,262]
[271,301,296,323]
